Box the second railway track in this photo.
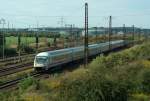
[0,72,43,90]
[0,62,33,77]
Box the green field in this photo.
[5,36,54,47]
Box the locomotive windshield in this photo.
[36,56,48,64]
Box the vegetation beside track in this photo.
[0,41,150,101]
[0,68,33,84]
[1,33,143,58]
[39,41,150,101]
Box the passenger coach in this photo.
[34,40,125,71]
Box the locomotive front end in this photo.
[34,52,49,71]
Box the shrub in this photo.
[48,67,131,101]
[0,46,17,57]
[20,44,35,54]
[47,42,51,47]
[0,91,23,101]
[19,76,38,93]
[141,69,150,93]
[47,42,150,101]
[23,45,35,53]
[129,93,150,101]
[5,48,17,56]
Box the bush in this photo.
[46,42,150,101]
[23,45,35,53]
[20,44,35,54]
[5,48,17,56]
[19,76,38,93]
[0,91,23,101]
[141,69,150,93]
[129,93,150,101]
[56,71,129,101]
[47,42,51,47]
[0,46,17,57]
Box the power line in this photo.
[58,17,65,27]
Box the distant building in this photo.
[81,27,106,36]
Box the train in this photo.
[34,40,127,71]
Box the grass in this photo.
[0,68,33,85]
[129,93,150,101]
[5,36,54,47]
[6,36,35,46]
[5,35,142,48]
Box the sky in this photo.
[0,0,150,28]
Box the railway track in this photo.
[0,62,33,77]
[0,47,60,63]
[0,54,35,63]
[0,72,42,90]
